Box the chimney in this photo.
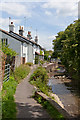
[19,26,24,36]
[35,36,38,44]
[27,31,32,40]
[9,22,14,32]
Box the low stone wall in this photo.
[44,63,58,73]
[35,90,72,119]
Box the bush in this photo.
[40,60,44,65]
[30,66,50,95]
[26,62,33,66]
[2,64,30,119]
[35,56,39,64]
[30,66,48,84]
[14,64,30,83]
[2,76,17,118]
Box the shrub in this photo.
[30,66,48,84]
[26,62,33,66]
[30,66,49,95]
[2,64,30,119]
[14,64,30,83]
[2,76,17,118]
[40,60,44,65]
[35,56,39,64]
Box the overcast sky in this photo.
[0,0,79,50]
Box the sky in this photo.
[0,0,79,50]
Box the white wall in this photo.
[0,31,21,66]
[23,43,28,63]
[27,44,34,63]
[0,31,21,56]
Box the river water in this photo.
[48,76,80,117]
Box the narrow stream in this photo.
[48,76,80,117]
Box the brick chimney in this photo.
[27,31,32,40]
[9,22,14,32]
[35,36,38,44]
[19,26,24,36]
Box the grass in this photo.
[2,76,17,119]
[33,94,64,120]
[29,66,50,95]
[25,62,33,66]
[2,64,30,119]
[30,66,64,119]
[14,64,30,83]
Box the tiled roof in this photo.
[35,51,44,56]
[0,28,29,43]
[0,28,44,50]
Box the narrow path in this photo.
[49,77,80,118]
[15,65,51,119]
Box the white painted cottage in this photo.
[0,22,44,67]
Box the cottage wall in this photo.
[27,44,34,63]
[22,43,28,63]
[0,31,21,67]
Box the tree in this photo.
[52,19,80,83]
[44,50,53,61]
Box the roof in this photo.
[35,51,40,55]
[35,51,44,56]
[0,28,29,44]
[0,28,44,50]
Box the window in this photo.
[2,38,8,46]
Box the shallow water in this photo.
[48,76,80,117]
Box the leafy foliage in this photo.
[26,62,33,66]
[2,76,17,118]
[35,55,39,64]
[2,42,17,57]
[52,19,80,84]
[2,64,30,118]
[34,94,64,119]
[44,50,53,61]
[14,64,30,83]
[40,50,43,55]
[30,66,48,83]
[30,66,49,95]
[40,60,44,65]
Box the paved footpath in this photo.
[15,65,51,119]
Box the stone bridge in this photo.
[43,63,58,73]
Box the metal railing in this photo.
[3,64,10,82]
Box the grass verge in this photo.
[29,66,50,96]
[2,64,30,119]
[33,93,64,120]
[30,66,64,119]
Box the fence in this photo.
[0,62,2,91]
[3,64,10,82]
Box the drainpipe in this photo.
[21,42,23,64]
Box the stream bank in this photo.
[47,64,80,118]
